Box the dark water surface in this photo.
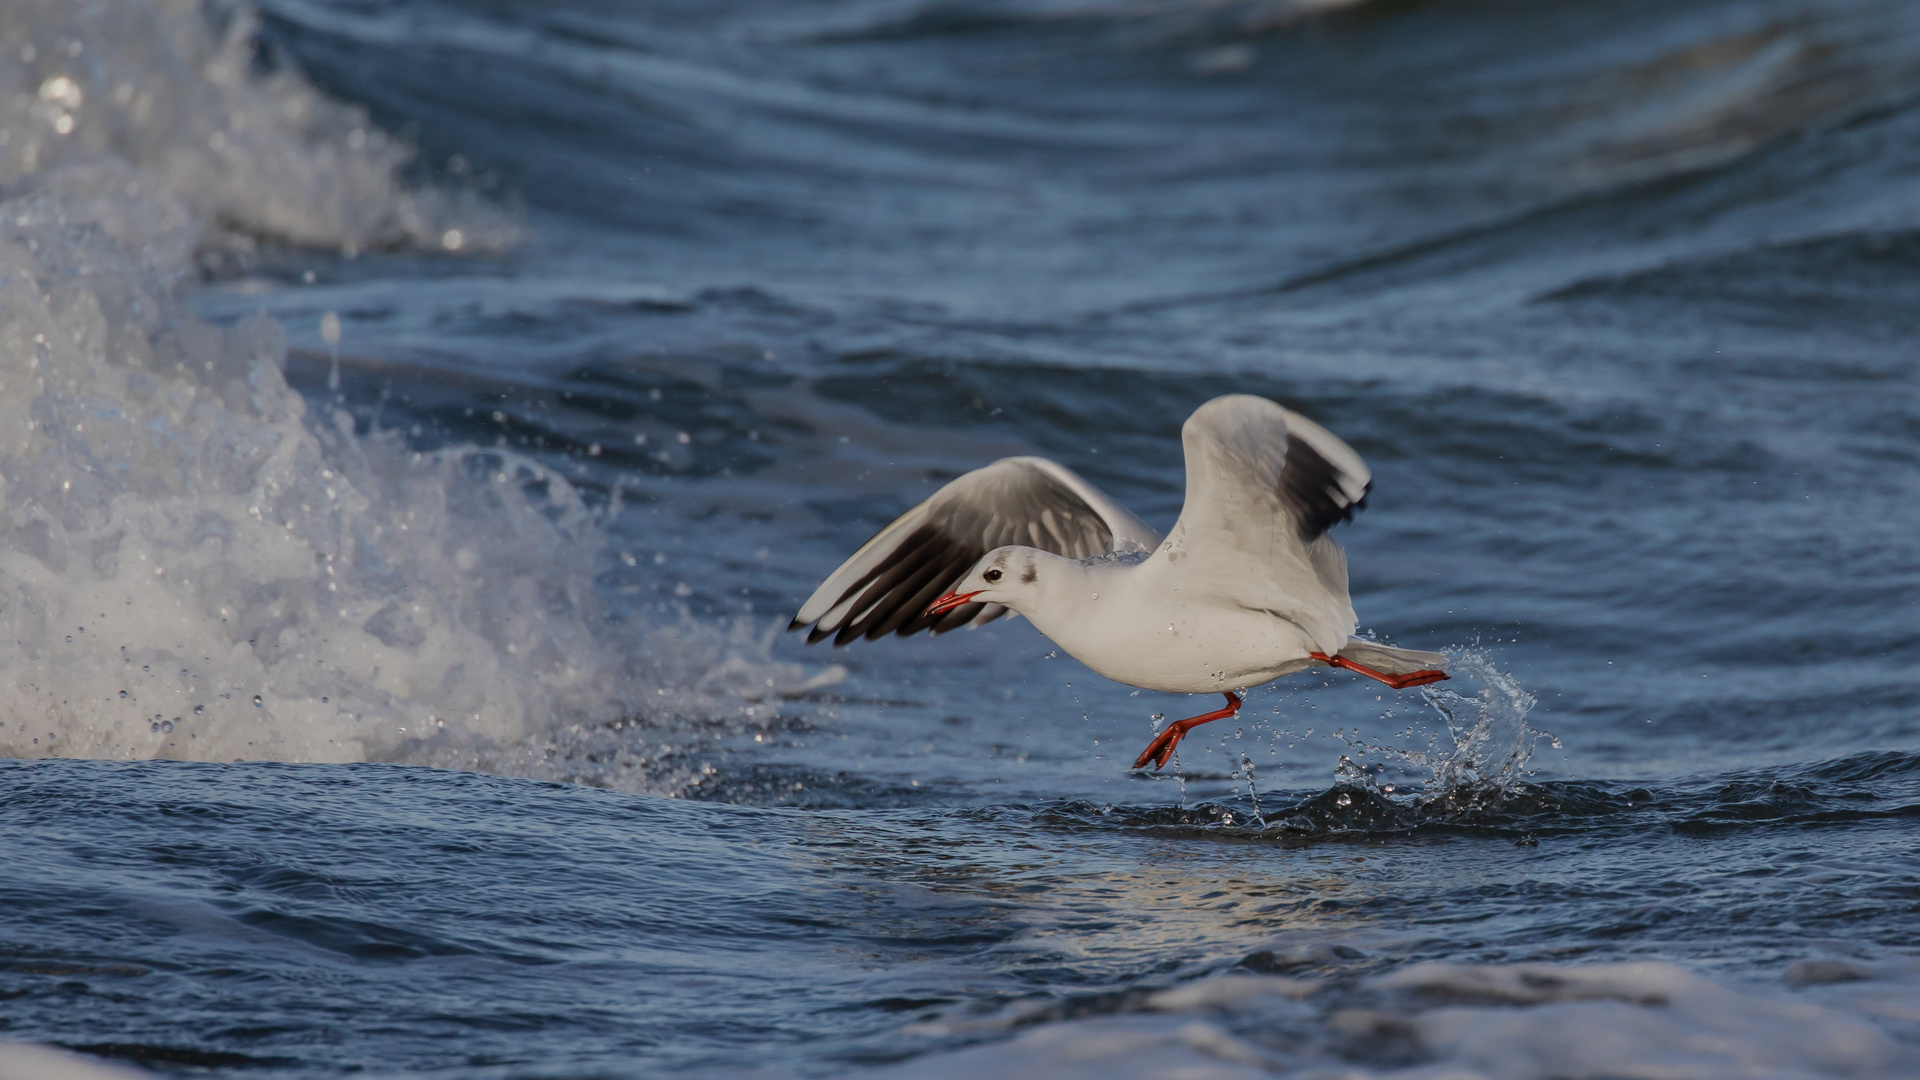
[3,0,1919,1075]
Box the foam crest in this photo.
[2,0,517,255]
[0,181,839,786]
[0,5,837,792]
[874,957,1918,1079]
[1,183,599,762]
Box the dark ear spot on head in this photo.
[1020,563,1037,584]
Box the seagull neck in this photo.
[1015,554,1110,638]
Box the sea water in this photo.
[2,0,1919,1076]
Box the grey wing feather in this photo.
[790,457,1159,646]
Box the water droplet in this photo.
[150,721,160,732]
[119,690,128,699]
[162,720,175,733]
[253,695,263,707]
[65,635,73,643]
[1335,793,1352,807]
[38,75,83,108]
[193,705,204,715]
[1382,784,1395,794]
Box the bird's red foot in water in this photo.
[1132,692,1242,771]
[1309,652,1449,689]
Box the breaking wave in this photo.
[0,0,838,791]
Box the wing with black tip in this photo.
[789,457,1160,645]
[1160,394,1371,654]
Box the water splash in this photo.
[0,1,836,795]
[1,0,518,256]
[0,181,598,764]
[1238,753,1266,828]
[1090,651,1557,836]
[1319,648,1555,818]
[1417,648,1550,797]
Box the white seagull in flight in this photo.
[790,394,1447,770]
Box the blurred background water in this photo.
[2,1,1918,1076]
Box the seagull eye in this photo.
[983,568,1003,583]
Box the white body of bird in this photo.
[964,549,1330,695]
[789,393,1446,768]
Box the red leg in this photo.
[1309,652,1449,690]
[1132,692,1242,771]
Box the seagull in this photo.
[789,394,1446,770]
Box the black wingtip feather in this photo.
[1280,436,1368,542]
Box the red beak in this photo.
[924,590,984,617]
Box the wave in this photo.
[879,952,1920,1079]
[1036,748,1920,843]
[804,0,1374,46]
[0,1,839,790]
[2,0,518,255]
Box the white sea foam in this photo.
[0,1043,151,1080]
[873,956,1920,1079]
[0,1,837,791]
[1,0,517,255]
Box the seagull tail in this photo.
[1307,640,1449,688]
[1336,639,1446,676]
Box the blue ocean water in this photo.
[2,0,1919,1076]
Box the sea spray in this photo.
[0,0,839,793]
[1416,648,1551,799]
[1,0,517,255]
[1312,648,1555,823]
[0,180,615,764]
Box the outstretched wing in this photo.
[791,457,1161,645]
[1156,395,1371,654]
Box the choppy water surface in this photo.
[3,0,1919,1076]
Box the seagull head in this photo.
[925,547,1044,618]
